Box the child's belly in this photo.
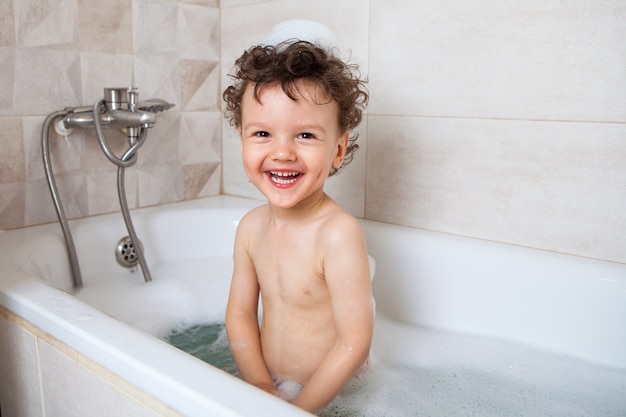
[261,312,336,384]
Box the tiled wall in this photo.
[0,307,182,417]
[1,0,624,265]
[221,0,626,264]
[0,0,221,230]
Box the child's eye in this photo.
[254,131,270,137]
[297,132,315,139]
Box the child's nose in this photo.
[270,137,296,161]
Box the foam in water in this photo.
[75,257,233,337]
[74,258,626,416]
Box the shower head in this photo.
[137,98,176,113]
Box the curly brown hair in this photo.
[223,40,368,176]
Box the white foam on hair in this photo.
[261,19,338,53]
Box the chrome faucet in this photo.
[59,88,174,141]
[42,87,175,289]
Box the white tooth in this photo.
[272,171,297,177]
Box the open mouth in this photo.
[268,171,301,185]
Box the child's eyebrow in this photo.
[242,121,328,134]
[295,122,327,133]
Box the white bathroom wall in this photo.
[221,0,626,264]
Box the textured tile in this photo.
[138,161,183,206]
[80,128,132,175]
[0,0,15,46]
[366,115,626,263]
[0,313,43,417]
[177,4,220,60]
[178,111,221,198]
[14,49,82,115]
[0,117,25,183]
[0,48,15,114]
[133,55,180,108]
[369,0,626,122]
[183,161,220,198]
[137,110,181,167]
[26,115,84,182]
[26,173,89,226]
[221,0,268,8]
[78,0,133,54]
[15,0,77,47]
[133,1,179,56]
[180,59,219,111]
[178,111,221,164]
[87,169,138,215]
[182,0,219,6]
[0,183,26,230]
[79,53,135,104]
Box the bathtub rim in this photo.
[0,195,312,417]
[1,194,625,416]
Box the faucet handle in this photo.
[127,88,139,112]
[103,87,138,111]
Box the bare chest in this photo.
[251,234,330,307]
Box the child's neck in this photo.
[268,191,330,226]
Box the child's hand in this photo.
[255,382,281,398]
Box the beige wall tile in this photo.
[87,170,139,215]
[366,115,626,263]
[138,161,184,206]
[3,0,221,228]
[15,0,77,47]
[15,49,82,115]
[133,1,179,56]
[0,48,15,113]
[0,117,25,183]
[180,60,219,111]
[0,313,43,417]
[38,339,166,417]
[1,0,623,264]
[177,4,220,61]
[179,111,222,198]
[80,53,135,103]
[369,0,626,123]
[0,183,26,230]
[0,0,15,47]
[183,161,221,198]
[78,0,133,54]
[178,111,221,165]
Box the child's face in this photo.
[239,80,348,209]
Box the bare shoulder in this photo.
[237,204,269,233]
[317,201,365,249]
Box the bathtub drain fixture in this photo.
[115,236,141,268]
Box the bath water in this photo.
[165,323,239,377]
[75,258,626,416]
[162,318,626,417]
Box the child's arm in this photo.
[225,221,278,396]
[291,216,375,412]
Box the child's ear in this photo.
[239,128,243,152]
[332,132,349,169]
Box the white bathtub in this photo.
[0,195,624,416]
